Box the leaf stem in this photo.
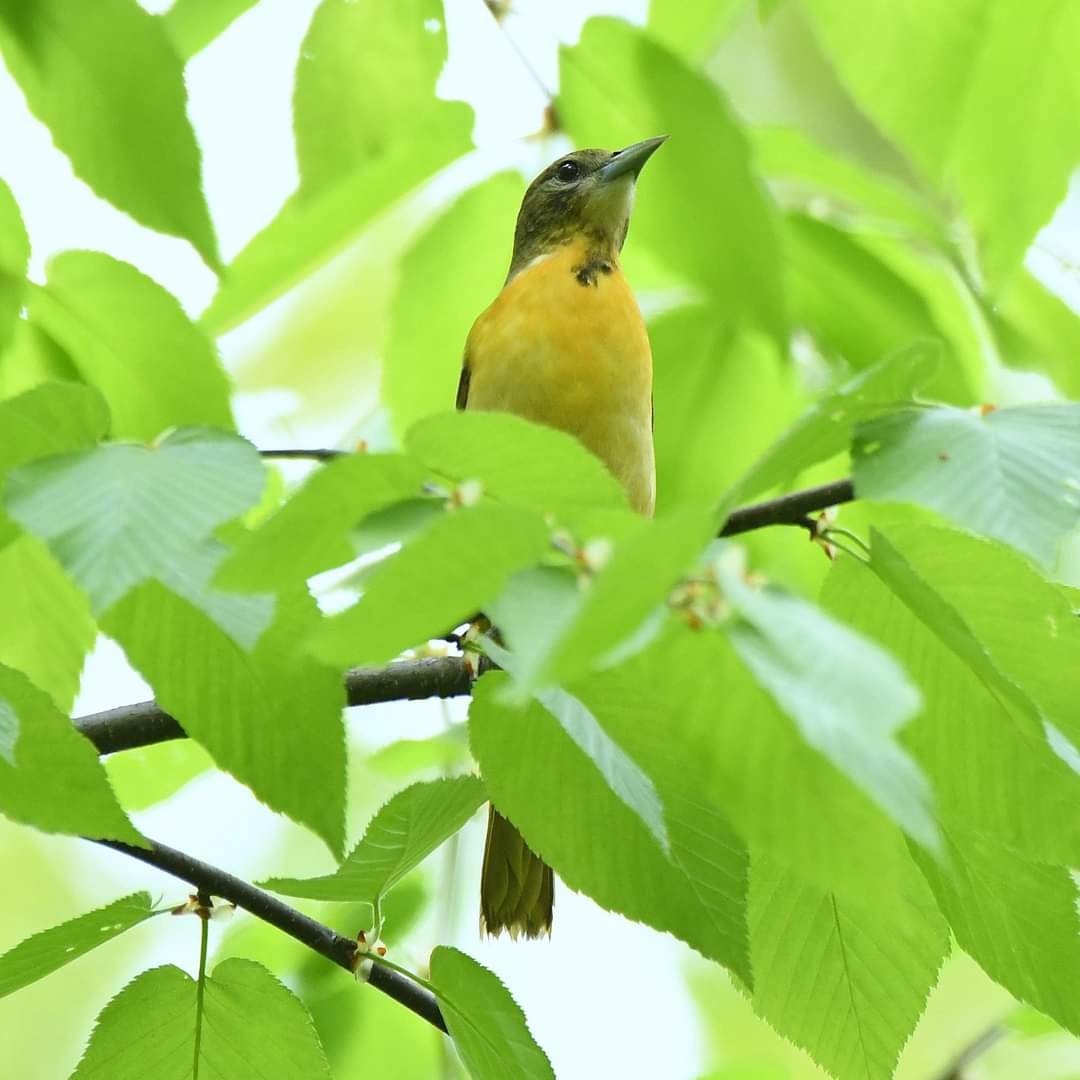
[192,896,210,1080]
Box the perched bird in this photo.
[458,137,666,938]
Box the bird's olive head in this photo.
[509,136,667,278]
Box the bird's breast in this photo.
[465,241,655,515]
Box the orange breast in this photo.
[464,239,655,515]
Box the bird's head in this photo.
[508,136,667,279]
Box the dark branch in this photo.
[76,655,473,755]
[96,835,448,1034]
[719,478,854,537]
[259,448,347,462]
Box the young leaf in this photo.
[729,341,939,505]
[430,946,555,1080]
[308,503,550,669]
[750,856,947,1080]
[103,583,346,855]
[5,428,265,614]
[406,410,629,523]
[854,403,1080,568]
[0,664,142,844]
[0,178,28,355]
[559,17,786,347]
[106,741,214,812]
[0,533,97,711]
[71,960,332,1079]
[912,830,1080,1035]
[201,0,471,333]
[261,775,485,906]
[215,453,427,592]
[162,0,261,59]
[718,558,937,852]
[385,174,524,435]
[469,672,752,982]
[0,893,159,999]
[0,0,220,269]
[30,253,234,440]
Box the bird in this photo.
[457,136,666,938]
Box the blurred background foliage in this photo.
[1,0,1080,1077]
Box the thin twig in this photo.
[935,1021,1007,1079]
[719,479,855,537]
[76,656,473,755]
[259,448,347,462]
[95,836,448,1034]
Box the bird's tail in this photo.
[479,804,553,938]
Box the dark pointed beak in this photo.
[597,136,668,183]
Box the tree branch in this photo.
[76,655,473,755]
[718,478,854,537]
[95,835,448,1034]
[259,448,347,462]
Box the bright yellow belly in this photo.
[464,242,655,515]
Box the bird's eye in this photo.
[555,160,581,183]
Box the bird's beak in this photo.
[598,136,668,183]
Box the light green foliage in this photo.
[262,776,484,911]
[162,0,261,59]
[104,584,347,855]
[105,741,214,812]
[216,453,427,591]
[309,503,551,668]
[0,0,219,270]
[202,0,472,332]
[854,403,1080,567]
[0,179,28,356]
[71,960,332,1079]
[0,893,158,999]
[6,428,264,614]
[750,856,948,1080]
[560,18,786,346]
[802,0,1080,286]
[385,174,525,435]
[719,556,936,850]
[648,0,744,61]
[31,253,233,439]
[0,664,141,844]
[470,672,753,982]
[431,946,555,1080]
[0,699,16,765]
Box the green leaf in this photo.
[162,0,261,59]
[103,584,346,855]
[0,534,96,711]
[215,453,427,592]
[749,855,947,1080]
[0,178,28,356]
[469,672,753,981]
[869,522,1080,761]
[385,174,524,435]
[647,0,743,61]
[0,698,17,765]
[729,341,939,505]
[718,555,937,852]
[71,960,332,1079]
[6,427,265,614]
[559,17,786,345]
[309,503,550,669]
[824,545,1080,867]
[0,893,159,999]
[406,410,630,525]
[262,776,484,908]
[105,740,214,812]
[30,253,233,440]
[430,946,555,1080]
[911,830,1080,1035]
[0,0,220,269]
[492,505,718,693]
[201,0,471,333]
[0,380,109,550]
[853,403,1080,568]
[802,0,1080,284]
[0,317,79,400]
[366,730,470,780]
[0,663,141,844]
[651,313,798,512]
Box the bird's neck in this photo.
[506,230,622,285]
